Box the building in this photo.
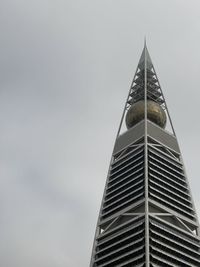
[90,44,200,266]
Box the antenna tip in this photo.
[144,36,147,48]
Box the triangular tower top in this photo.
[138,44,153,70]
[90,44,200,267]
[116,44,175,136]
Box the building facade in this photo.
[90,44,200,266]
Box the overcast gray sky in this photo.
[0,0,200,266]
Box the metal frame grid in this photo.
[90,44,200,267]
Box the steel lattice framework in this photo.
[90,44,200,267]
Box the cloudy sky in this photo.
[0,0,200,266]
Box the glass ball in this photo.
[126,100,167,129]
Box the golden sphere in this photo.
[126,100,167,129]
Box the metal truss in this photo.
[90,43,200,267]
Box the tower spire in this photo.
[138,43,153,71]
[90,45,200,267]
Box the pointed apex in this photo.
[138,42,153,70]
[144,36,147,48]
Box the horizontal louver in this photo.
[101,146,145,220]
[150,217,200,266]
[95,217,145,267]
[148,146,195,221]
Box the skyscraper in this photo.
[90,44,200,266]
